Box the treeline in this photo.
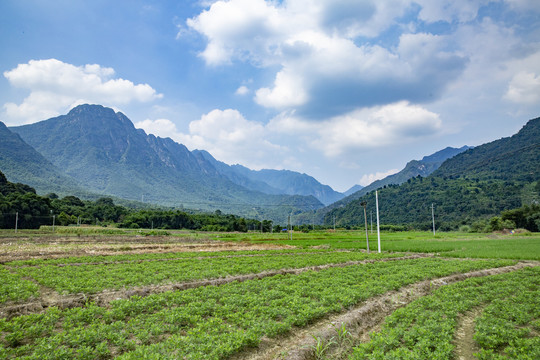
[0,171,272,231]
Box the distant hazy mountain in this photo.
[194,150,344,206]
[343,146,471,203]
[343,184,364,197]
[325,117,540,227]
[0,121,84,196]
[296,145,470,224]
[10,104,322,222]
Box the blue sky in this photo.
[1,0,539,192]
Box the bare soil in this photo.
[0,235,292,263]
[454,307,484,360]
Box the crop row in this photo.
[11,251,403,295]
[5,248,336,267]
[0,267,40,304]
[0,258,515,359]
[350,266,539,359]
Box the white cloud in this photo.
[235,85,249,95]
[3,59,162,125]
[504,71,540,104]
[505,0,540,12]
[269,101,443,157]
[415,0,490,23]
[188,0,467,117]
[137,109,286,170]
[358,169,400,186]
[135,119,179,138]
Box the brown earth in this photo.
[453,307,484,360]
[0,235,293,263]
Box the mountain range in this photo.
[2,104,340,222]
[194,150,344,206]
[3,103,535,227]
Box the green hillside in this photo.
[324,117,540,229]
[0,121,84,196]
[297,146,469,224]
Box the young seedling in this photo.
[335,322,352,345]
[310,335,336,360]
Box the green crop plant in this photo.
[0,258,516,359]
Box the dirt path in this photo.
[0,254,429,319]
[231,262,536,360]
[454,308,484,360]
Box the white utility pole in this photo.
[333,215,336,231]
[52,215,55,233]
[376,191,381,253]
[432,203,436,236]
[15,212,18,233]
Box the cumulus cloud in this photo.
[358,169,400,186]
[136,109,286,170]
[269,101,443,157]
[3,59,162,125]
[187,0,467,118]
[135,119,179,138]
[415,0,491,23]
[504,71,540,104]
[235,85,249,95]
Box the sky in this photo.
[1,0,539,192]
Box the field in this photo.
[0,229,538,359]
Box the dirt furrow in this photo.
[453,307,484,360]
[0,254,429,319]
[232,262,536,360]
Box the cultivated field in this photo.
[0,229,538,359]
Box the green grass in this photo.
[223,231,540,260]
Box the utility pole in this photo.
[432,203,436,236]
[361,201,369,253]
[333,215,336,231]
[376,191,381,253]
[52,215,55,233]
[15,212,18,233]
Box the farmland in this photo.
[0,229,539,359]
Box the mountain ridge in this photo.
[194,149,344,205]
[10,104,323,222]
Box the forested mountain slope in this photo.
[297,146,469,224]
[0,121,84,196]
[323,117,539,228]
[10,105,322,222]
